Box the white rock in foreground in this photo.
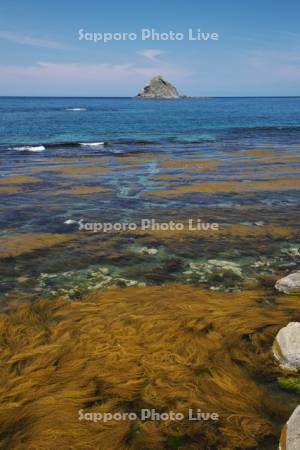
[273,322,300,371]
[279,405,300,450]
[275,271,300,294]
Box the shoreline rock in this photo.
[275,271,300,294]
[273,322,300,372]
[279,405,300,450]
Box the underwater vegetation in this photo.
[0,285,300,449]
[0,141,299,448]
[278,376,300,395]
[1,218,300,303]
[144,178,300,197]
[0,233,79,258]
[0,187,23,194]
[28,164,109,175]
[0,175,41,184]
[53,186,111,195]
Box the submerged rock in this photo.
[279,404,300,450]
[275,271,300,294]
[136,75,180,99]
[184,259,243,291]
[273,322,300,372]
[140,247,158,255]
[207,259,243,277]
[38,266,140,299]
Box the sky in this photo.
[0,0,299,96]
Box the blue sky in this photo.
[0,0,299,96]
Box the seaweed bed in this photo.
[0,285,300,449]
[1,144,300,449]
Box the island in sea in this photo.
[136,75,190,99]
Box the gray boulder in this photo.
[275,271,300,294]
[273,322,300,372]
[137,75,180,99]
[279,405,300,450]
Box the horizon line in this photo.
[0,95,300,99]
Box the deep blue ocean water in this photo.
[1,96,300,148]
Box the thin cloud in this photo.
[0,61,187,79]
[137,49,166,60]
[248,49,300,80]
[0,61,189,95]
[0,31,65,49]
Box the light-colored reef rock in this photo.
[37,266,143,299]
[275,271,300,294]
[273,322,300,371]
[183,259,243,291]
[140,247,158,255]
[279,405,300,450]
[136,75,180,99]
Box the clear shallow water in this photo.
[0,96,300,301]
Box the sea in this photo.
[0,96,300,301]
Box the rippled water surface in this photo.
[0,96,300,301]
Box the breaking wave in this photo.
[13,145,46,152]
[65,108,87,111]
[79,142,105,147]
